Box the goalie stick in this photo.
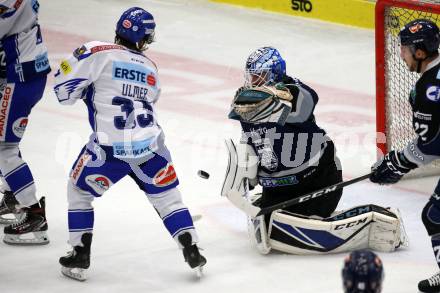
[222,139,371,217]
[255,173,372,216]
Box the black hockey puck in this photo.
[197,170,210,179]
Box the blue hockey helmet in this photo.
[244,47,286,87]
[116,7,156,50]
[342,250,384,293]
[399,19,440,55]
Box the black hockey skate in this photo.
[178,232,206,277]
[59,233,93,282]
[418,271,440,293]
[3,197,49,245]
[0,191,24,225]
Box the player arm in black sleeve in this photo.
[370,78,440,184]
[281,76,318,124]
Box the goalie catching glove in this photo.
[228,84,294,125]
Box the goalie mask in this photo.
[342,250,384,293]
[245,47,286,87]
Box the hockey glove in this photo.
[370,150,417,184]
[228,85,293,124]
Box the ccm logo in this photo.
[298,186,337,203]
[334,218,369,230]
[291,0,313,12]
[409,144,424,161]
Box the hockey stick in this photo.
[255,173,372,216]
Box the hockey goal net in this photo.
[376,0,440,178]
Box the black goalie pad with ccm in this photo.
[228,85,293,125]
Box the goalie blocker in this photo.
[250,203,408,255]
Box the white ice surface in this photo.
[0,0,437,292]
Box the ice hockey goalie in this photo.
[221,139,408,255]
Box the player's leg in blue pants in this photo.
[61,142,205,280]
[0,77,49,245]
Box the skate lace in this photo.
[66,250,75,257]
[11,211,28,228]
[428,273,440,286]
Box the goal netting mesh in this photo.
[377,0,440,178]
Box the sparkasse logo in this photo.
[291,0,313,12]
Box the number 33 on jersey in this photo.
[53,41,161,158]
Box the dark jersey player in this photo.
[369,19,440,293]
[231,47,343,221]
[225,47,406,256]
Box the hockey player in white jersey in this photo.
[53,7,206,281]
[0,0,50,245]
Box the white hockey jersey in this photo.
[53,41,162,159]
[0,0,50,82]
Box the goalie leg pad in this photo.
[267,204,406,254]
[369,207,409,252]
[268,210,371,255]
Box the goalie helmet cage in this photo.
[376,0,440,178]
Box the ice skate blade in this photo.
[191,214,202,222]
[3,231,49,245]
[61,266,87,281]
[194,265,204,278]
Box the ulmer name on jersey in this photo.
[121,84,149,100]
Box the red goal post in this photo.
[375,0,440,177]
